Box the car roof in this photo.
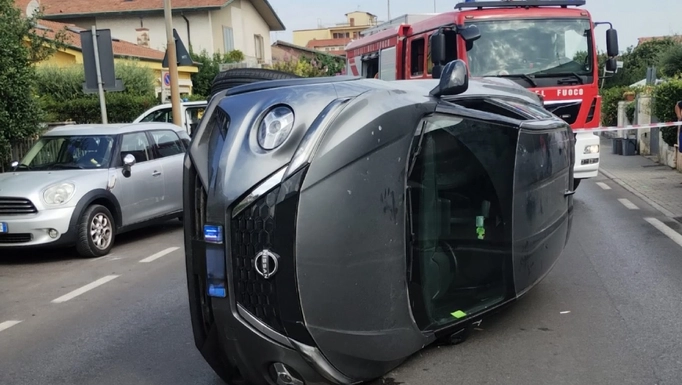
[42,122,186,137]
[153,100,207,109]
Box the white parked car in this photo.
[133,100,207,137]
[0,122,190,257]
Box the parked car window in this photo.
[150,130,185,158]
[19,135,114,170]
[140,108,171,123]
[120,132,152,163]
[176,129,191,148]
[407,113,516,328]
[186,106,206,135]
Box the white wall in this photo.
[95,12,214,55]
[212,0,271,63]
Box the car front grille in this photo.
[0,198,38,215]
[231,186,284,333]
[0,233,32,244]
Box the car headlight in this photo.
[584,144,599,154]
[43,182,76,205]
[258,105,294,150]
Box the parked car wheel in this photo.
[76,204,116,258]
[209,68,301,98]
[573,178,582,190]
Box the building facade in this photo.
[27,0,285,65]
[292,11,378,55]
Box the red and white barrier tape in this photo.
[574,121,682,133]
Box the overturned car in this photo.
[183,60,575,385]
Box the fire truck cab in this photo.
[345,0,619,190]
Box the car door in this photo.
[148,129,185,215]
[117,131,166,226]
[139,107,172,123]
[184,105,206,137]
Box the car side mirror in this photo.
[429,59,469,98]
[122,154,136,176]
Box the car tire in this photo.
[76,204,116,258]
[209,68,301,98]
[573,178,582,190]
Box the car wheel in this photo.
[573,178,582,190]
[76,204,116,258]
[209,68,301,99]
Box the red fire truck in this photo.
[345,0,619,189]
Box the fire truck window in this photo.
[465,18,592,78]
[411,38,425,76]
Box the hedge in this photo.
[651,78,682,147]
[39,93,158,124]
[34,60,158,124]
[600,86,632,127]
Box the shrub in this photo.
[35,59,156,100]
[266,56,340,77]
[651,78,682,147]
[39,93,158,124]
[190,49,245,97]
[600,86,631,127]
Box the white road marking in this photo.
[644,218,682,248]
[618,198,639,210]
[0,320,22,333]
[139,247,180,263]
[51,275,120,304]
[560,311,571,314]
[596,182,611,190]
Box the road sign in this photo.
[80,28,124,93]
[162,29,194,68]
[163,72,171,87]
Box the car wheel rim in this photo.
[90,213,113,250]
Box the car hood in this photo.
[0,169,107,197]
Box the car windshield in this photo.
[18,135,115,171]
[466,18,593,78]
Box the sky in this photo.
[267,0,681,53]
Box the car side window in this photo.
[150,130,185,158]
[120,132,152,163]
[176,129,191,148]
[141,108,171,123]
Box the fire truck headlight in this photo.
[584,144,599,154]
[258,105,295,150]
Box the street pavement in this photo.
[2,173,682,385]
[599,135,682,223]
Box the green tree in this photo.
[658,44,682,78]
[190,49,245,98]
[0,0,67,162]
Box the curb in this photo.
[598,167,680,222]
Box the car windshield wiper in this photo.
[49,163,84,169]
[531,72,585,85]
[492,74,537,87]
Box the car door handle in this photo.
[152,171,162,177]
[564,189,575,196]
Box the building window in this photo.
[223,27,234,52]
[254,34,264,62]
[353,32,358,38]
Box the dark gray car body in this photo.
[183,74,575,385]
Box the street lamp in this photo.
[163,0,182,126]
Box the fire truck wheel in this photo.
[209,68,301,98]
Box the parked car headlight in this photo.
[43,182,76,205]
[258,105,294,150]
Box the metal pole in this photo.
[164,0,182,126]
[91,26,108,124]
[387,0,390,20]
[434,0,436,12]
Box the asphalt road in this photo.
[2,173,682,385]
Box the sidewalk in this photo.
[598,136,682,222]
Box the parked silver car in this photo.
[0,122,189,257]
